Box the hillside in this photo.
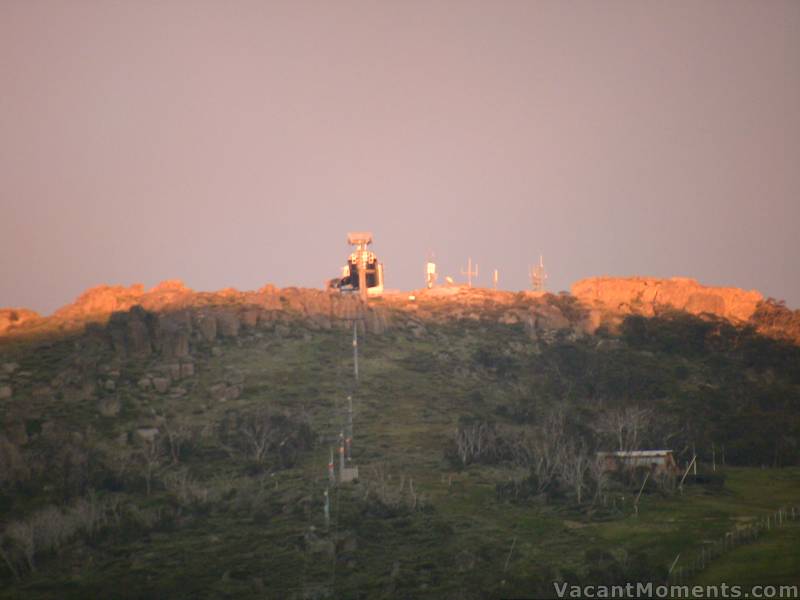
[1,277,799,598]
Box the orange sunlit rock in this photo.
[571,276,763,323]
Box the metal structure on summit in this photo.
[425,252,438,289]
[461,257,478,288]
[327,232,384,301]
[530,254,548,292]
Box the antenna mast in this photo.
[461,257,478,288]
[530,254,547,292]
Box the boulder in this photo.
[126,306,153,355]
[136,427,159,442]
[532,304,570,331]
[216,311,241,337]
[209,383,228,402]
[256,285,282,310]
[161,328,190,359]
[31,385,53,402]
[0,309,41,335]
[144,280,192,308]
[80,382,97,400]
[225,369,245,385]
[241,309,260,328]
[4,421,28,445]
[164,363,181,380]
[195,312,217,341]
[97,397,122,417]
[152,377,170,394]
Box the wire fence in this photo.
[669,505,800,584]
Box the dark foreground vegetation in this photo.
[1,306,799,598]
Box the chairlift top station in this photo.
[326,232,385,300]
[326,231,547,297]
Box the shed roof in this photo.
[596,450,674,458]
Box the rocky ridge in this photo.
[1,276,795,355]
[0,280,585,345]
[572,276,764,322]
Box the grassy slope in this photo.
[1,320,799,599]
[694,521,800,586]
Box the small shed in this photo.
[596,450,680,476]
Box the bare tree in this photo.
[362,463,425,512]
[559,442,591,504]
[593,406,653,452]
[454,421,496,465]
[587,454,610,505]
[138,438,164,496]
[217,408,312,467]
[0,533,21,580]
[505,427,536,468]
[163,469,209,506]
[239,416,281,464]
[0,435,30,490]
[5,522,35,573]
[529,405,569,494]
[162,416,195,464]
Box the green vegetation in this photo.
[695,520,800,585]
[0,310,799,598]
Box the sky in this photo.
[1,0,798,315]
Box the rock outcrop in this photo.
[1,276,793,352]
[53,284,147,323]
[0,308,41,336]
[572,277,764,326]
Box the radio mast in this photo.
[530,255,547,292]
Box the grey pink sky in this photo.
[1,0,798,314]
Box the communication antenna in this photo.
[425,253,438,289]
[530,254,547,292]
[461,257,478,287]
